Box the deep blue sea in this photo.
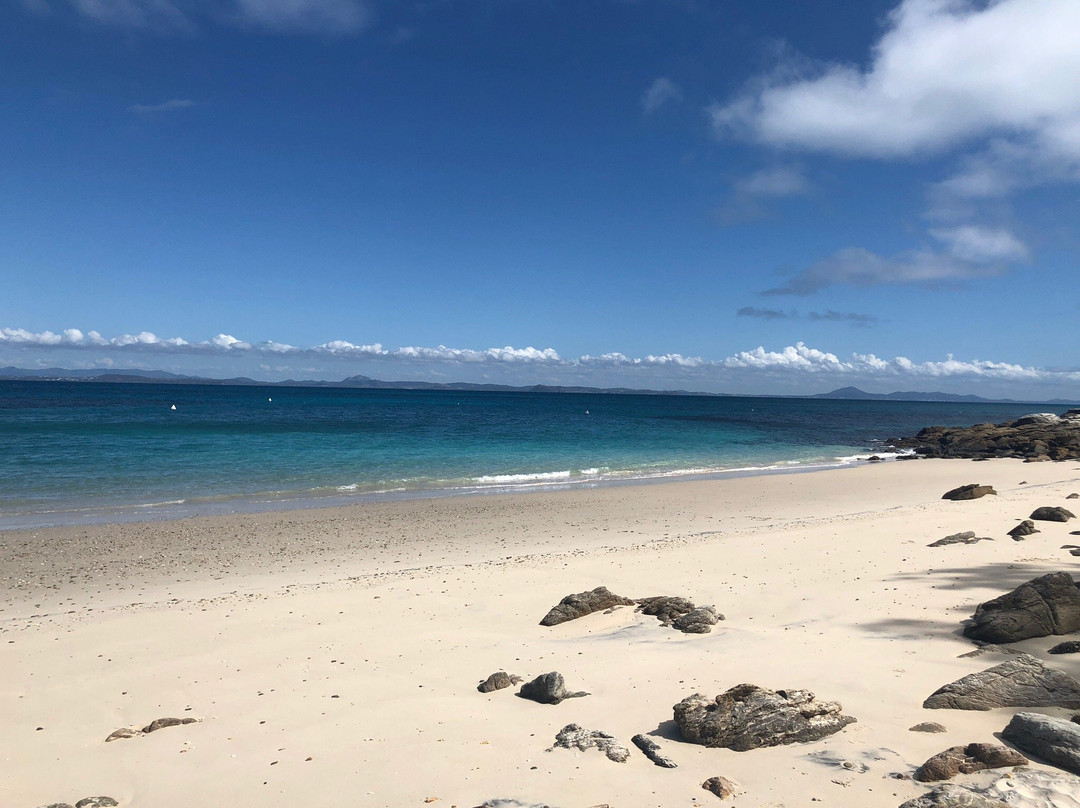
[0,380,1060,528]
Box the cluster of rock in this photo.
[538,586,722,634]
[887,411,1080,460]
[37,799,117,808]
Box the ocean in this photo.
[0,380,1056,528]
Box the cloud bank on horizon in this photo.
[3,327,1077,399]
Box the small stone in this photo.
[1007,520,1039,539]
[517,672,588,705]
[143,716,198,733]
[551,723,628,762]
[631,734,677,768]
[942,484,997,501]
[477,671,522,693]
[105,727,142,742]
[701,776,738,799]
[909,722,948,733]
[75,799,119,808]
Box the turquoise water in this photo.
[0,380,1056,528]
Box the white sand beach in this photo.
[5,458,1080,808]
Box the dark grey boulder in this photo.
[942,484,997,501]
[75,800,119,808]
[1050,641,1080,655]
[1002,711,1080,776]
[631,734,677,768]
[898,784,1009,808]
[928,531,992,547]
[477,671,523,693]
[143,716,198,733]
[913,743,1027,782]
[550,723,628,762]
[673,606,722,634]
[517,672,588,704]
[701,776,738,799]
[962,572,1080,643]
[910,722,948,733]
[636,596,723,634]
[1007,520,1040,539]
[1069,493,1079,500]
[1032,506,1076,522]
[673,684,855,751]
[923,655,1080,710]
[539,586,635,626]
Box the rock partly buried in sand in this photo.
[701,776,738,799]
[898,783,1010,808]
[477,671,523,693]
[1008,520,1040,539]
[550,723,628,762]
[143,716,198,733]
[37,804,75,808]
[923,655,1080,710]
[1050,641,1080,655]
[104,727,141,742]
[913,743,1028,782]
[1002,711,1080,776]
[518,672,588,705]
[75,800,119,808]
[942,484,997,501]
[636,596,724,634]
[631,734,677,768]
[928,531,992,547]
[1031,506,1077,522]
[963,572,1080,643]
[673,684,856,751]
[539,586,635,626]
[910,722,948,733]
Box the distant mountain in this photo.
[814,386,1079,405]
[0,366,712,397]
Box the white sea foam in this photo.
[474,470,575,485]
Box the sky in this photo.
[2,0,1079,399]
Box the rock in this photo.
[1050,641,1080,654]
[37,804,75,808]
[1069,494,1079,500]
[888,415,1080,462]
[805,749,870,772]
[923,655,1080,710]
[910,722,948,733]
[550,723,628,762]
[143,716,198,733]
[929,531,992,547]
[1016,413,1062,426]
[631,734,677,768]
[518,672,588,704]
[673,606,723,634]
[898,784,1010,808]
[1032,507,1076,522]
[104,727,141,742]
[1002,711,1080,776]
[539,586,635,626]
[913,743,1028,782]
[701,776,738,799]
[943,484,998,501]
[673,684,856,751]
[75,800,119,808]
[477,671,522,693]
[963,572,1080,643]
[1008,520,1040,539]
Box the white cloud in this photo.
[230,0,368,34]
[928,225,1030,264]
[735,165,808,198]
[642,78,682,114]
[3,327,1079,390]
[710,0,1080,165]
[129,98,196,113]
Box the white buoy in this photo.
[170,404,176,411]
[268,397,272,402]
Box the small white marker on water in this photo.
[170,404,176,411]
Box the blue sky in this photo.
[2,0,1079,398]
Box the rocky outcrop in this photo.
[898,784,1010,808]
[1031,506,1076,522]
[701,776,738,799]
[539,586,635,626]
[899,768,1080,808]
[913,743,1027,782]
[887,412,1080,461]
[673,684,855,751]
[477,671,523,693]
[550,723,628,762]
[1002,712,1080,776]
[942,484,997,501]
[631,734,677,768]
[962,572,1080,643]
[1008,520,1039,539]
[929,531,992,547]
[923,655,1080,710]
[517,672,588,704]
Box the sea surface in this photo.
[0,380,1060,528]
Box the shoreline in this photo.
[6,458,1080,807]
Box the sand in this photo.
[4,458,1080,808]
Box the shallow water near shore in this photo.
[0,379,1058,527]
